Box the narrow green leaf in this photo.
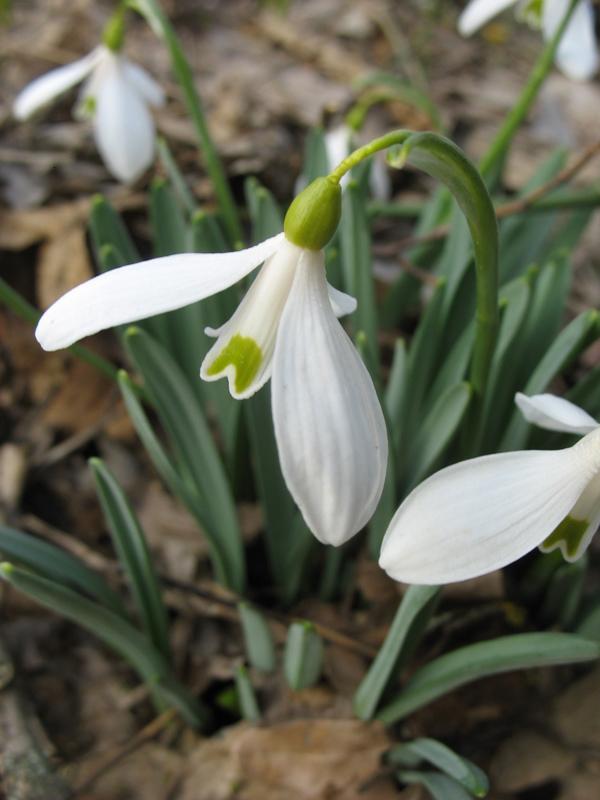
[89,194,139,265]
[124,327,245,592]
[301,127,329,183]
[405,382,472,491]
[0,524,125,617]
[541,556,587,630]
[127,0,242,243]
[339,180,378,369]
[388,739,489,797]
[398,771,475,800]
[156,137,196,215]
[284,622,324,690]
[234,665,261,722]
[244,177,283,242]
[0,563,206,727]
[238,602,276,673]
[150,178,189,255]
[378,633,600,724]
[90,458,171,659]
[354,586,440,720]
[384,338,407,458]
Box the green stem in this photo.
[0,277,120,384]
[128,0,243,245]
[329,130,499,399]
[329,130,412,184]
[479,0,580,185]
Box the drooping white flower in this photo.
[379,392,600,585]
[35,178,388,547]
[458,0,599,81]
[13,45,165,183]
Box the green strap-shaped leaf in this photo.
[354,585,440,720]
[284,622,324,690]
[0,524,125,617]
[378,633,600,724]
[0,563,206,727]
[89,194,139,265]
[388,738,489,797]
[398,771,475,800]
[90,458,171,659]
[234,664,261,722]
[238,602,277,673]
[124,329,245,592]
[127,0,242,244]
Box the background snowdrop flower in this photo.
[35,177,388,547]
[458,0,599,81]
[379,392,600,585]
[13,40,165,183]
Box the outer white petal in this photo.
[92,53,156,182]
[200,238,300,399]
[543,0,599,80]
[327,284,357,317]
[379,428,600,584]
[515,392,598,436]
[540,471,600,562]
[457,0,518,35]
[13,48,103,120]
[271,250,388,546]
[122,59,166,107]
[35,233,284,351]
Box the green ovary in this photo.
[541,515,589,560]
[206,334,263,395]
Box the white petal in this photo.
[35,234,284,351]
[457,0,518,35]
[327,284,357,317]
[122,59,166,107]
[13,48,102,120]
[379,429,600,584]
[92,53,156,182]
[540,471,600,561]
[515,392,598,436]
[200,238,300,399]
[543,0,599,80]
[272,250,388,546]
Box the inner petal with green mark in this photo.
[205,334,263,395]
[540,471,600,562]
[200,237,302,400]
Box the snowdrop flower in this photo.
[379,392,600,584]
[458,0,599,81]
[35,178,388,546]
[13,20,164,183]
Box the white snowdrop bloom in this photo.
[35,178,388,547]
[13,45,165,183]
[458,0,599,81]
[379,392,600,585]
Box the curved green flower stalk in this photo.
[329,130,499,400]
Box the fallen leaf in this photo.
[36,225,92,309]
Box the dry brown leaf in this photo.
[552,666,600,749]
[181,718,395,800]
[36,225,92,309]
[41,358,116,434]
[490,730,575,793]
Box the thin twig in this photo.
[375,140,600,255]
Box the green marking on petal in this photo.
[206,334,263,395]
[541,515,589,560]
